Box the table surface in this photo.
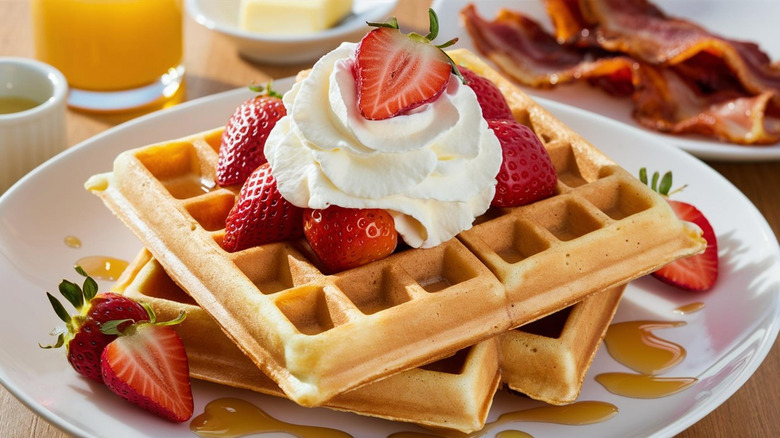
[2,0,779,437]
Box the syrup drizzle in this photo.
[74,256,128,281]
[602,320,686,375]
[190,397,352,438]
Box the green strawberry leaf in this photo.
[46,292,71,324]
[58,279,84,310]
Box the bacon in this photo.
[460,1,780,145]
[581,0,780,97]
[461,4,634,90]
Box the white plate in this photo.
[1,80,779,438]
[186,0,398,64]
[432,0,780,161]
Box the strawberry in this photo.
[488,119,557,207]
[216,83,286,187]
[303,206,398,273]
[100,309,193,422]
[639,168,718,291]
[222,162,304,252]
[458,66,514,120]
[41,266,149,382]
[354,9,461,120]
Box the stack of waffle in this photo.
[87,49,704,433]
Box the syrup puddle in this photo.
[595,373,697,398]
[75,256,128,281]
[602,320,686,375]
[190,397,352,438]
[597,319,698,399]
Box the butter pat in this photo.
[239,0,354,35]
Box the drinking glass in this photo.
[31,0,184,112]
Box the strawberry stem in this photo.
[248,81,282,99]
[639,167,687,197]
[100,304,186,336]
[425,9,439,40]
[366,16,399,30]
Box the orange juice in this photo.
[32,0,182,91]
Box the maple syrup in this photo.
[674,302,705,314]
[64,235,82,249]
[496,431,534,438]
[190,397,352,438]
[595,372,697,398]
[603,320,686,375]
[74,255,128,281]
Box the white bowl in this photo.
[186,0,399,65]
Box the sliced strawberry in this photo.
[222,162,304,252]
[100,311,193,422]
[303,206,398,273]
[652,199,718,291]
[488,119,557,207]
[354,10,460,120]
[458,66,514,120]
[216,83,286,187]
[41,267,149,382]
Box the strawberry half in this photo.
[354,9,461,120]
[303,206,398,273]
[41,266,149,382]
[458,66,514,120]
[100,309,193,422]
[488,119,557,207]
[652,199,719,291]
[222,162,304,252]
[639,168,719,291]
[216,83,286,187]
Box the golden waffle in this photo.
[85,48,705,406]
[114,249,623,430]
[115,249,500,433]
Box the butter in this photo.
[238,0,354,35]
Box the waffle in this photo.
[114,249,623,430]
[85,48,705,406]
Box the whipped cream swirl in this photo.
[265,42,502,248]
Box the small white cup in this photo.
[0,57,68,194]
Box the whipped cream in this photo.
[265,42,502,248]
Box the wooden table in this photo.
[2,0,779,436]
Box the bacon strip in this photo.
[580,0,780,97]
[461,4,634,90]
[460,2,780,145]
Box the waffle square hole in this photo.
[403,244,478,293]
[585,180,654,220]
[203,129,223,154]
[536,199,605,242]
[185,193,236,232]
[275,286,345,335]
[547,144,592,188]
[516,306,573,339]
[232,244,298,294]
[135,141,214,200]
[420,347,471,375]
[499,220,552,264]
[335,267,413,315]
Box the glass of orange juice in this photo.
[31,0,184,112]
